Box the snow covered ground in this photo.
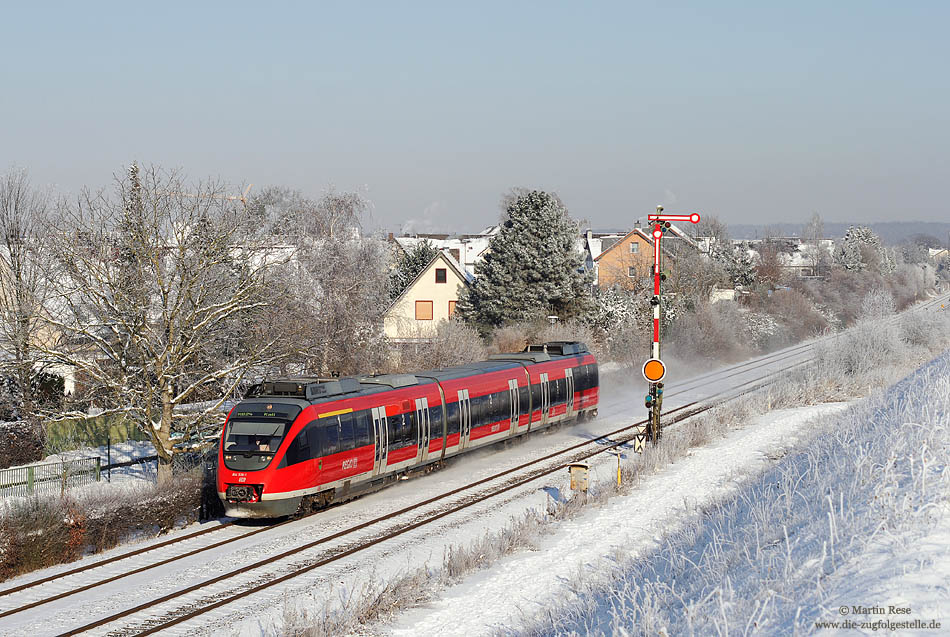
[0,340,820,637]
[0,295,944,636]
[517,350,950,636]
[385,403,854,636]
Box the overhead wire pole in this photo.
[642,206,701,443]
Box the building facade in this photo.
[383,251,471,340]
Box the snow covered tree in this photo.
[456,190,591,331]
[589,287,646,333]
[803,212,828,276]
[389,239,439,300]
[259,189,391,376]
[44,164,281,482]
[0,169,57,420]
[708,239,756,290]
[834,225,894,274]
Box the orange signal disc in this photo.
[642,358,666,383]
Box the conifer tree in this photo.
[834,225,893,273]
[456,190,590,331]
[389,239,439,300]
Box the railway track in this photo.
[0,332,817,619]
[0,293,944,634]
[59,359,813,636]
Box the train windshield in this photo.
[222,419,293,471]
[224,420,288,454]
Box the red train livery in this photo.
[217,341,599,517]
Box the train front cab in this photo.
[217,398,310,518]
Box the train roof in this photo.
[243,341,592,405]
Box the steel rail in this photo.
[2,331,819,618]
[18,291,950,630]
[60,358,810,636]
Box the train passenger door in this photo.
[371,406,388,476]
[415,397,430,462]
[508,379,520,435]
[565,368,575,419]
[457,389,471,449]
[540,373,550,425]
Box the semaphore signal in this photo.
[642,205,701,443]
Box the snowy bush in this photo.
[0,421,45,469]
[667,301,754,363]
[386,319,488,372]
[0,473,202,581]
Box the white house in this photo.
[383,251,472,341]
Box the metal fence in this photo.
[0,457,102,498]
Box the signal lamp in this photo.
[642,358,667,383]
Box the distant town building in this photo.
[388,226,499,277]
[583,223,696,289]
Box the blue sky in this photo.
[1,1,947,231]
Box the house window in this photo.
[629,242,639,254]
[628,266,637,278]
[448,300,457,317]
[415,300,433,320]
[435,268,447,284]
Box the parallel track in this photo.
[61,359,812,636]
[0,329,821,613]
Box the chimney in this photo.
[634,219,641,228]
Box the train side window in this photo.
[470,395,484,428]
[519,385,530,414]
[446,402,460,435]
[321,419,340,456]
[353,410,372,447]
[531,383,541,410]
[387,413,401,448]
[429,404,443,436]
[339,413,355,451]
[408,410,418,444]
[389,412,415,448]
[498,390,510,421]
[305,420,319,456]
[590,364,599,388]
[285,421,314,466]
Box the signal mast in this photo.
[642,206,701,442]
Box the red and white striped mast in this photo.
[641,206,701,441]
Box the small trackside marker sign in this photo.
[642,358,666,383]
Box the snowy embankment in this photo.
[520,350,950,636]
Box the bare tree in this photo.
[0,169,55,419]
[43,164,281,481]
[756,236,784,286]
[803,212,825,277]
[254,189,391,376]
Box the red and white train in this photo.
[217,341,599,517]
